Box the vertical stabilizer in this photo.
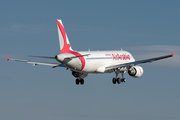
[57,19,73,53]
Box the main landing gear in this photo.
[112,71,126,84]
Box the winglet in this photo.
[6,56,9,61]
[171,52,174,57]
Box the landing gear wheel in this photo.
[76,79,79,85]
[112,78,116,84]
[117,78,121,84]
[80,79,84,85]
[121,78,126,82]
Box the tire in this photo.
[80,79,84,85]
[121,78,126,82]
[117,78,121,84]
[112,78,116,84]
[76,79,79,85]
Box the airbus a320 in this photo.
[7,20,173,85]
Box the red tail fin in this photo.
[57,20,73,53]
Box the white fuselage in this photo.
[56,50,135,73]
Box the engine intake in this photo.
[128,66,143,78]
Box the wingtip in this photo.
[6,56,9,61]
[171,52,174,57]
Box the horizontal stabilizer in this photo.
[65,54,90,59]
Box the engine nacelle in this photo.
[128,66,143,78]
[72,71,88,79]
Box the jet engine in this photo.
[128,66,143,78]
[72,71,88,79]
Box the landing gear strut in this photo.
[112,71,126,84]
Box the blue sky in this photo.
[0,0,180,120]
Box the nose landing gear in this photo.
[72,71,88,85]
[76,79,84,85]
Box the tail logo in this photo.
[57,20,72,53]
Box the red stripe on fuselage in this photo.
[70,51,86,71]
[57,20,85,71]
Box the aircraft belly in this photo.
[83,59,109,73]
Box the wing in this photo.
[106,52,174,71]
[28,55,56,59]
[7,57,65,68]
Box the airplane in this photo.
[7,19,174,85]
